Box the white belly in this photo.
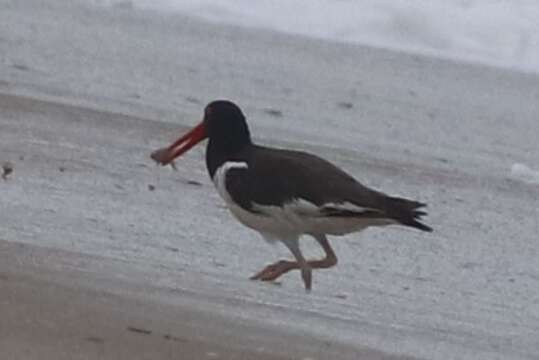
[224,199,394,240]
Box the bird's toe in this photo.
[250,260,296,281]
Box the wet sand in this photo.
[1,240,402,360]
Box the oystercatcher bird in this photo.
[151,100,432,290]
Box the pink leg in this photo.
[250,235,337,284]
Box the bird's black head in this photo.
[149,100,252,175]
[204,100,252,154]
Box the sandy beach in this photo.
[1,1,538,359]
[2,239,398,360]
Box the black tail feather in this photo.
[387,197,433,232]
[403,218,433,232]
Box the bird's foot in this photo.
[250,260,297,281]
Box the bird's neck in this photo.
[206,139,252,179]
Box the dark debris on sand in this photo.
[2,161,14,180]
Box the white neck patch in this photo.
[213,161,248,202]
